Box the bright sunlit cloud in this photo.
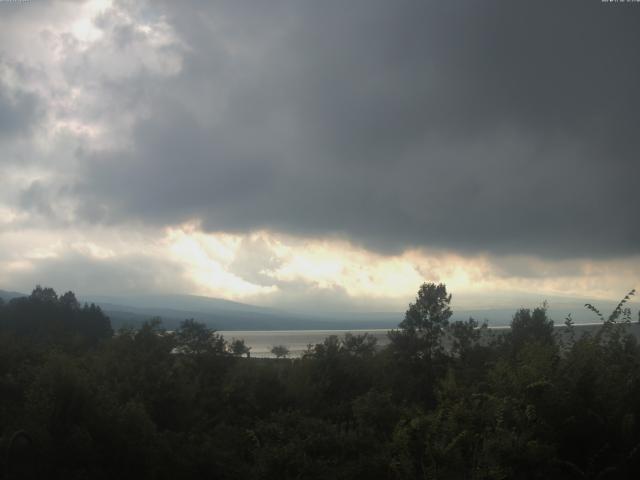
[158,225,640,309]
[0,220,638,312]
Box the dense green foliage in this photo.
[1,285,639,479]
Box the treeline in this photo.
[0,286,112,348]
[0,284,639,479]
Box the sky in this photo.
[0,0,639,314]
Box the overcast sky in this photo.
[1,0,638,313]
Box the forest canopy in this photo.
[0,284,639,479]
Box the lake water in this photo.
[220,323,640,358]
[219,329,391,357]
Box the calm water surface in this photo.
[219,329,391,357]
[219,323,630,358]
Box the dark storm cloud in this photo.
[75,0,640,258]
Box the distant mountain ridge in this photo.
[82,293,272,314]
[0,289,25,302]
[3,289,394,330]
[80,294,400,331]
[1,288,628,331]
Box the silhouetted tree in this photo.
[341,332,377,357]
[509,304,554,352]
[391,282,452,360]
[175,319,227,355]
[59,291,80,310]
[0,286,111,347]
[229,338,251,357]
[306,335,342,359]
[271,345,290,358]
[29,285,57,303]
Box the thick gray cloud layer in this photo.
[8,0,640,259]
[5,251,192,296]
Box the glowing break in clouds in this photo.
[162,224,640,309]
[0,221,638,311]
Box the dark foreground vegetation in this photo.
[0,284,639,479]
